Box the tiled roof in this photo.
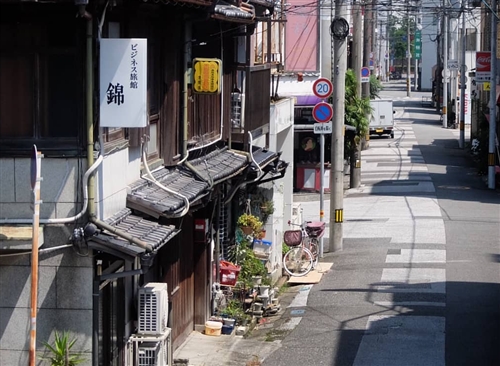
[127,148,249,217]
[213,1,255,20]
[128,167,209,217]
[104,209,178,250]
[250,148,280,171]
[88,209,179,260]
[248,0,275,8]
[188,147,249,183]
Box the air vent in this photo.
[138,283,169,335]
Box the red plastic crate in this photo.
[219,260,241,286]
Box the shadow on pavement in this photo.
[312,281,500,366]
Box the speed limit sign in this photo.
[312,78,333,99]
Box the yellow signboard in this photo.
[193,58,222,94]
[484,82,491,91]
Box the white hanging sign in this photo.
[100,39,147,128]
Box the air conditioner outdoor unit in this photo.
[138,341,168,366]
[138,282,169,335]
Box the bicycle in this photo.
[287,220,326,268]
[282,220,326,276]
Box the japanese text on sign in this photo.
[130,43,139,89]
[193,58,222,94]
[100,38,147,128]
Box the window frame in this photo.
[0,6,86,157]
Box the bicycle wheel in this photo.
[308,238,319,268]
[283,247,313,277]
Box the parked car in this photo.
[391,71,401,80]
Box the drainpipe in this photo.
[182,22,192,160]
[87,218,153,252]
[222,133,262,205]
[86,15,96,217]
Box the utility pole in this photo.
[406,0,411,96]
[350,0,363,189]
[443,8,448,128]
[488,0,497,189]
[459,8,466,149]
[353,1,363,98]
[330,2,349,252]
[29,146,42,366]
[414,14,419,91]
[362,1,373,97]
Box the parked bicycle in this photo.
[283,220,326,276]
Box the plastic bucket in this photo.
[205,321,222,336]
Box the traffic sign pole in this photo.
[312,79,332,258]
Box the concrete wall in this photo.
[0,157,92,365]
[269,97,294,282]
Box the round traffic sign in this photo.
[361,67,370,77]
[312,102,333,123]
[312,78,333,99]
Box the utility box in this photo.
[369,100,395,138]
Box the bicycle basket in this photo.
[305,221,326,238]
[284,230,302,246]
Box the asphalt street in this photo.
[261,82,500,366]
[173,81,500,366]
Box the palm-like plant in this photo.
[42,331,86,366]
[344,69,371,139]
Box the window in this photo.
[0,6,84,155]
[466,28,477,51]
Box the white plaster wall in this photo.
[276,74,320,97]
[96,146,141,220]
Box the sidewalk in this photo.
[173,103,497,365]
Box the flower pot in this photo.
[223,318,236,327]
[252,302,263,312]
[240,226,253,235]
[258,285,270,297]
[251,276,262,286]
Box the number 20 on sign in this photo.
[312,78,333,99]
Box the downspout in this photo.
[141,145,190,217]
[222,132,263,205]
[182,21,192,161]
[88,217,153,252]
[86,14,96,218]
[0,156,102,224]
[180,22,214,189]
[181,21,225,158]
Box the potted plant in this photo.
[259,199,274,225]
[41,331,86,366]
[221,299,246,326]
[237,213,263,236]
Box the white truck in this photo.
[369,99,395,138]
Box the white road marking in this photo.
[386,249,446,263]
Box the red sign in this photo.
[476,52,491,72]
[312,102,333,123]
[312,78,333,99]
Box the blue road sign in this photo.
[361,67,370,83]
[312,102,333,123]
